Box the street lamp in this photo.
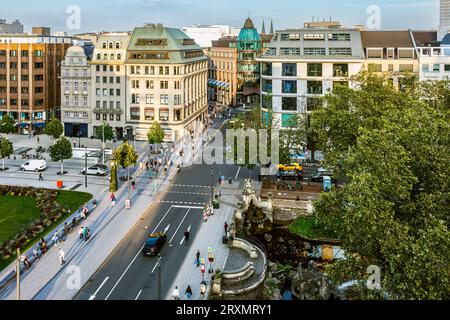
[84,149,88,188]
[210,165,214,205]
[101,124,105,165]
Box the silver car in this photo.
[82,164,108,176]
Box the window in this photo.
[21,87,29,94]
[328,33,351,41]
[261,62,272,76]
[307,81,323,94]
[281,97,297,111]
[333,64,348,77]
[116,42,120,49]
[96,88,101,96]
[433,64,440,72]
[282,63,297,77]
[64,111,70,118]
[146,94,154,104]
[102,42,107,49]
[21,62,28,69]
[130,107,140,120]
[307,97,322,112]
[116,77,120,83]
[307,63,322,77]
[367,49,382,59]
[422,64,429,72]
[116,114,121,121]
[10,62,17,69]
[303,33,325,41]
[160,81,168,89]
[10,74,17,81]
[132,80,140,89]
[165,66,170,75]
[132,94,140,104]
[103,114,107,121]
[34,62,44,69]
[10,87,17,93]
[174,109,182,121]
[116,66,120,72]
[304,48,326,55]
[398,49,414,59]
[388,64,394,72]
[74,81,79,92]
[445,65,450,72]
[110,89,114,96]
[329,48,352,56]
[174,95,181,105]
[34,50,44,57]
[159,109,169,121]
[150,66,155,75]
[83,97,88,107]
[103,89,108,96]
[74,96,79,107]
[266,48,276,55]
[146,80,154,89]
[116,89,121,96]
[399,64,413,72]
[160,94,169,105]
[110,76,114,84]
[21,50,28,57]
[96,65,100,72]
[144,108,155,120]
[281,33,300,41]
[262,95,272,109]
[174,81,181,90]
[387,48,395,59]
[83,112,88,118]
[34,74,44,81]
[0,50,5,56]
[280,48,300,55]
[83,82,88,92]
[116,101,121,109]
[281,114,296,128]
[96,101,101,108]
[96,76,100,83]
[333,81,348,91]
[282,80,297,94]
[96,114,101,121]
[262,79,272,93]
[110,114,114,121]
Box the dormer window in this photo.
[136,38,167,46]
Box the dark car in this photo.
[311,168,336,183]
[142,233,167,256]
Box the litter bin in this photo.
[229,178,232,184]
[57,180,63,188]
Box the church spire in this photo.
[262,20,266,34]
[270,19,274,34]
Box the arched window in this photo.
[115,42,120,49]
[110,54,115,60]
[117,53,122,60]
[102,42,107,49]
[103,54,108,60]
[97,53,101,60]
[108,42,113,49]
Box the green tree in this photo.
[45,118,64,140]
[109,156,118,193]
[114,141,138,200]
[95,122,114,141]
[49,137,73,174]
[0,137,13,170]
[0,114,15,134]
[279,114,307,165]
[311,73,450,299]
[147,121,165,152]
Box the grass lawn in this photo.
[289,216,339,240]
[0,190,92,271]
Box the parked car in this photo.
[143,233,167,256]
[21,159,47,172]
[311,167,335,182]
[82,164,108,176]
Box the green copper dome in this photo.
[237,17,261,42]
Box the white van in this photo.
[21,159,47,172]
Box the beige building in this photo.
[125,24,208,142]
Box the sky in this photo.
[2,0,440,34]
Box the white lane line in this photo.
[135,290,142,300]
[104,206,174,300]
[151,257,162,274]
[235,167,241,180]
[180,225,192,245]
[89,277,109,300]
[172,205,204,210]
[169,209,191,244]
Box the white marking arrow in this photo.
[89,277,109,300]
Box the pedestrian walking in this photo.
[132,180,136,190]
[200,282,206,299]
[64,222,70,237]
[33,247,39,260]
[224,222,228,235]
[38,172,43,181]
[171,286,180,300]
[82,206,88,218]
[79,227,84,240]
[185,286,193,300]
[58,248,65,265]
[80,209,86,220]
[196,250,200,267]
[52,231,60,245]
[37,136,40,143]
[83,227,88,241]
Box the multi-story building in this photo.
[0,29,71,134]
[361,31,420,88]
[440,0,450,40]
[124,23,208,142]
[258,27,364,128]
[61,45,94,138]
[0,19,24,34]
[182,25,241,48]
[207,37,238,108]
[91,32,131,140]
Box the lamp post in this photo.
[102,124,105,165]
[210,164,214,205]
[16,248,20,300]
[84,149,88,188]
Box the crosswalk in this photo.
[170,184,210,189]
[165,191,209,196]
[156,200,206,206]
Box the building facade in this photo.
[258,27,364,128]
[441,0,450,39]
[61,46,93,138]
[90,33,131,140]
[0,32,71,133]
[124,24,208,142]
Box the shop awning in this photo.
[33,122,46,128]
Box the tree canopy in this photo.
[95,122,114,141]
[49,137,73,174]
[147,121,165,145]
[0,137,13,170]
[0,115,15,134]
[114,141,138,169]
[311,72,450,299]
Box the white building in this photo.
[258,28,364,128]
[182,25,240,48]
[91,33,131,140]
[61,46,93,138]
[440,0,450,40]
[417,46,450,80]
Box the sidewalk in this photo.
[0,136,189,300]
[165,181,243,301]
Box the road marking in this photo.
[172,205,204,210]
[235,167,241,180]
[156,200,206,206]
[135,290,142,300]
[180,225,192,245]
[89,277,109,300]
[151,257,162,274]
[169,209,191,244]
[104,206,173,300]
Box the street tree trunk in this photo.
[61,160,64,174]
[2,158,4,170]
[127,166,131,200]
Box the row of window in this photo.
[261,62,349,77]
[0,73,44,81]
[129,107,183,122]
[0,50,44,57]
[100,42,122,49]
[96,88,121,97]
[64,69,89,77]
[96,113,121,122]
[96,76,121,84]
[262,80,341,95]
[0,86,43,94]
[209,60,234,71]
[64,96,89,107]
[131,94,182,105]
[95,65,121,73]
[64,111,89,118]
[65,81,89,92]
[261,96,323,114]
[0,98,43,106]
[95,101,121,109]
[279,33,351,42]
[368,63,414,72]
[96,53,122,61]
[422,64,450,72]
[131,79,181,90]
[277,47,352,56]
